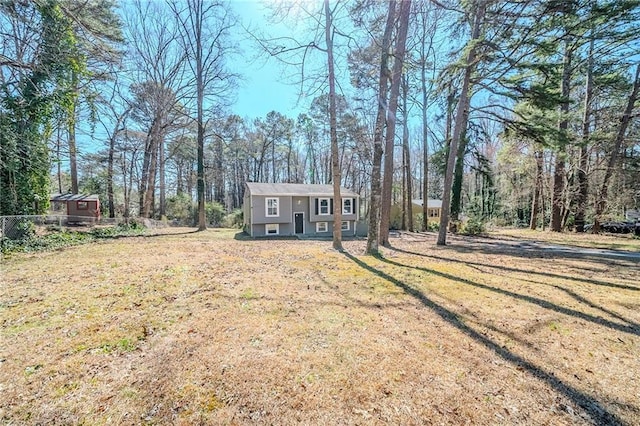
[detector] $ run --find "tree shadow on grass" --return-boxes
[444,237,639,268]
[377,255,639,337]
[552,285,640,330]
[342,251,626,425]
[140,229,200,238]
[391,246,639,292]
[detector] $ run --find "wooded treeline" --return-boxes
[1,0,639,246]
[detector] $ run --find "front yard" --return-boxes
[1,228,638,424]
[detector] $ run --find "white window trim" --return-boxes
[319,198,330,215]
[316,222,328,232]
[341,221,350,231]
[266,197,279,217]
[342,198,353,215]
[265,224,279,235]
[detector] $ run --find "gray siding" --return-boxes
[250,195,292,224]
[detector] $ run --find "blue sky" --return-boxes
[230,0,310,120]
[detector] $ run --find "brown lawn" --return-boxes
[1,228,639,425]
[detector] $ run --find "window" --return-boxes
[77,201,88,210]
[266,198,279,217]
[341,221,350,231]
[316,222,328,232]
[265,224,279,235]
[429,208,439,218]
[319,198,330,215]
[342,198,353,215]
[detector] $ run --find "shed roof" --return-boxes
[411,199,443,209]
[50,193,100,202]
[246,182,359,197]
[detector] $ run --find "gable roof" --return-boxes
[411,199,443,209]
[246,182,359,198]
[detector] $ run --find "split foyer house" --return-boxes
[243,182,359,237]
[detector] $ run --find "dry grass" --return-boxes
[1,228,639,425]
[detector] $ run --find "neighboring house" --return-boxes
[50,194,101,222]
[390,199,442,229]
[243,182,359,237]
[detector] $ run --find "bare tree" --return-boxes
[126,0,188,218]
[401,73,413,232]
[594,63,640,232]
[379,0,412,247]
[324,0,343,250]
[95,79,132,218]
[366,0,396,255]
[170,0,237,230]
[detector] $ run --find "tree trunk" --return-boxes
[121,152,129,219]
[214,134,224,203]
[421,44,429,232]
[576,36,594,233]
[195,0,207,231]
[402,147,407,231]
[366,0,396,255]
[530,148,544,230]
[379,0,412,247]
[450,124,469,223]
[106,111,128,219]
[107,136,116,218]
[594,63,640,232]
[159,137,166,219]
[324,0,343,250]
[139,122,155,216]
[56,127,63,193]
[550,40,572,232]
[143,133,158,218]
[402,73,413,232]
[68,71,79,194]
[437,1,485,246]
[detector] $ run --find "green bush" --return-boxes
[205,202,225,226]
[459,217,486,235]
[1,223,146,254]
[1,230,93,253]
[90,222,145,238]
[222,209,243,228]
[166,194,193,224]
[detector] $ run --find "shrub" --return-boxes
[205,202,225,226]
[90,222,145,238]
[459,217,486,235]
[1,223,146,254]
[166,194,194,224]
[222,209,243,228]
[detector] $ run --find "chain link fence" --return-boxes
[0,215,172,240]
[0,215,100,239]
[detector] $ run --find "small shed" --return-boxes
[50,194,101,222]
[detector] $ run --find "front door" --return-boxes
[294,212,304,234]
